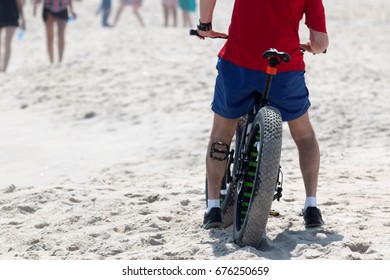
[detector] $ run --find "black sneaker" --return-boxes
[203,208,223,229]
[303,207,324,228]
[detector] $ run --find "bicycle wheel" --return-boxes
[205,116,247,228]
[233,106,282,248]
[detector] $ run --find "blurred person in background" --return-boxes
[33,0,77,64]
[97,0,112,27]
[162,0,178,27]
[179,0,196,28]
[0,0,26,72]
[112,0,144,27]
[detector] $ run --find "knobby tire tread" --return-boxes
[233,106,282,248]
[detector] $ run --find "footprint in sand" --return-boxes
[113,225,132,233]
[124,193,143,198]
[322,200,339,206]
[180,199,190,206]
[67,244,80,252]
[26,239,40,245]
[18,205,37,214]
[69,197,82,203]
[148,234,166,246]
[343,241,371,254]
[3,184,16,193]
[8,221,23,226]
[138,208,152,215]
[34,222,50,229]
[158,216,173,222]
[106,246,124,256]
[143,195,159,203]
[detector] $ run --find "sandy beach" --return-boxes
[0,0,389,260]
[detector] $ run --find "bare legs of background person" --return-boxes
[44,15,67,64]
[112,3,125,27]
[57,19,67,63]
[163,4,177,27]
[0,27,17,72]
[102,8,111,27]
[44,15,55,63]
[113,4,144,27]
[182,11,192,28]
[132,4,144,27]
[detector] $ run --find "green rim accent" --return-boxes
[237,127,261,229]
[243,192,251,198]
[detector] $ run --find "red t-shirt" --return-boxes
[219,0,327,72]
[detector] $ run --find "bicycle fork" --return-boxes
[235,116,255,195]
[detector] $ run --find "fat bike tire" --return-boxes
[233,106,282,248]
[205,117,247,228]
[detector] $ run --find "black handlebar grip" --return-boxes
[189,29,199,36]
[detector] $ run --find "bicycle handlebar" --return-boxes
[189,29,326,54]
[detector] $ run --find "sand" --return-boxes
[0,0,389,260]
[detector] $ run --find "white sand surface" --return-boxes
[0,0,389,260]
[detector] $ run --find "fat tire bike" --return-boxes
[193,34,288,249]
[215,49,288,248]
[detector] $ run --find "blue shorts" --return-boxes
[212,58,311,121]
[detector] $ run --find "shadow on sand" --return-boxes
[206,226,344,259]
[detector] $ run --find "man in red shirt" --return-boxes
[198,0,329,229]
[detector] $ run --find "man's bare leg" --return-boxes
[288,111,320,198]
[206,114,238,200]
[288,111,324,227]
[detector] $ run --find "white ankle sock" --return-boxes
[304,197,317,211]
[207,199,220,213]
